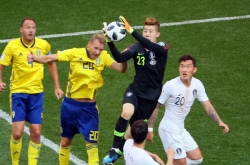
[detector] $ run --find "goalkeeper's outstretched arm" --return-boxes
[107,42,134,62]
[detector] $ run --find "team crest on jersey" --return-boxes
[176,148,182,155]
[126,92,133,97]
[36,49,41,56]
[193,89,197,98]
[149,51,156,65]
[0,54,4,60]
[95,57,101,66]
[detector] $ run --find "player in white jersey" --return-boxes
[124,120,174,165]
[147,55,229,165]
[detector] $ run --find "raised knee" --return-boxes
[121,110,133,120]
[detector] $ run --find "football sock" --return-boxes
[10,135,22,165]
[28,141,41,165]
[118,138,126,154]
[86,143,99,165]
[113,116,128,148]
[59,145,71,165]
[186,157,203,165]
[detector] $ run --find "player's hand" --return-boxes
[0,82,6,92]
[152,154,164,165]
[102,22,111,42]
[219,121,229,133]
[119,16,134,34]
[146,131,154,143]
[54,87,64,99]
[27,51,35,62]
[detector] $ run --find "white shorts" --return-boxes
[158,126,198,159]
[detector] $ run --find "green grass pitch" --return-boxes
[0,0,250,164]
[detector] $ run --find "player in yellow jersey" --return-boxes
[27,33,128,165]
[0,17,64,165]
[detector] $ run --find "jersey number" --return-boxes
[136,56,145,66]
[89,131,99,141]
[83,62,94,70]
[175,97,185,105]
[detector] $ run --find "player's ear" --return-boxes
[193,67,197,73]
[156,31,160,38]
[87,41,91,48]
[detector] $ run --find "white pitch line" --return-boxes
[0,14,250,44]
[0,109,87,165]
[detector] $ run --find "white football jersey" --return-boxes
[123,139,160,165]
[158,77,208,133]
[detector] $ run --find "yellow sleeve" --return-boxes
[0,42,13,66]
[57,48,75,61]
[45,41,52,55]
[103,51,115,67]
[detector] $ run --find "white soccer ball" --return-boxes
[106,22,126,42]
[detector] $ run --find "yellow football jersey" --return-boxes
[0,37,51,93]
[57,48,115,99]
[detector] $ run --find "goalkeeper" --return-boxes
[102,16,169,164]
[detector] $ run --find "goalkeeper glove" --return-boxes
[119,16,134,34]
[102,22,111,42]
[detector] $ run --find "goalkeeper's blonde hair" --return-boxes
[144,17,160,32]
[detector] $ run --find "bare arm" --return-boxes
[47,62,64,99]
[0,64,6,92]
[166,147,174,165]
[146,151,164,165]
[148,102,163,128]
[27,51,58,63]
[110,61,128,73]
[200,100,229,133]
[147,102,163,143]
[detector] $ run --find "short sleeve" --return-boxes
[57,49,75,61]
[197,81,209,102]
[102,51,115,67]
[44,41,51,55]
[158,81,173,104]
[0,43,13,66]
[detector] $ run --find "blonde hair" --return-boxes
[144,17,160,32]
[89,33,107,46]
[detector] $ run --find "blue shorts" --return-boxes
[11,93,44,124]
[60,97,99,143]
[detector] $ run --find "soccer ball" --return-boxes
[106,22,126,42]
